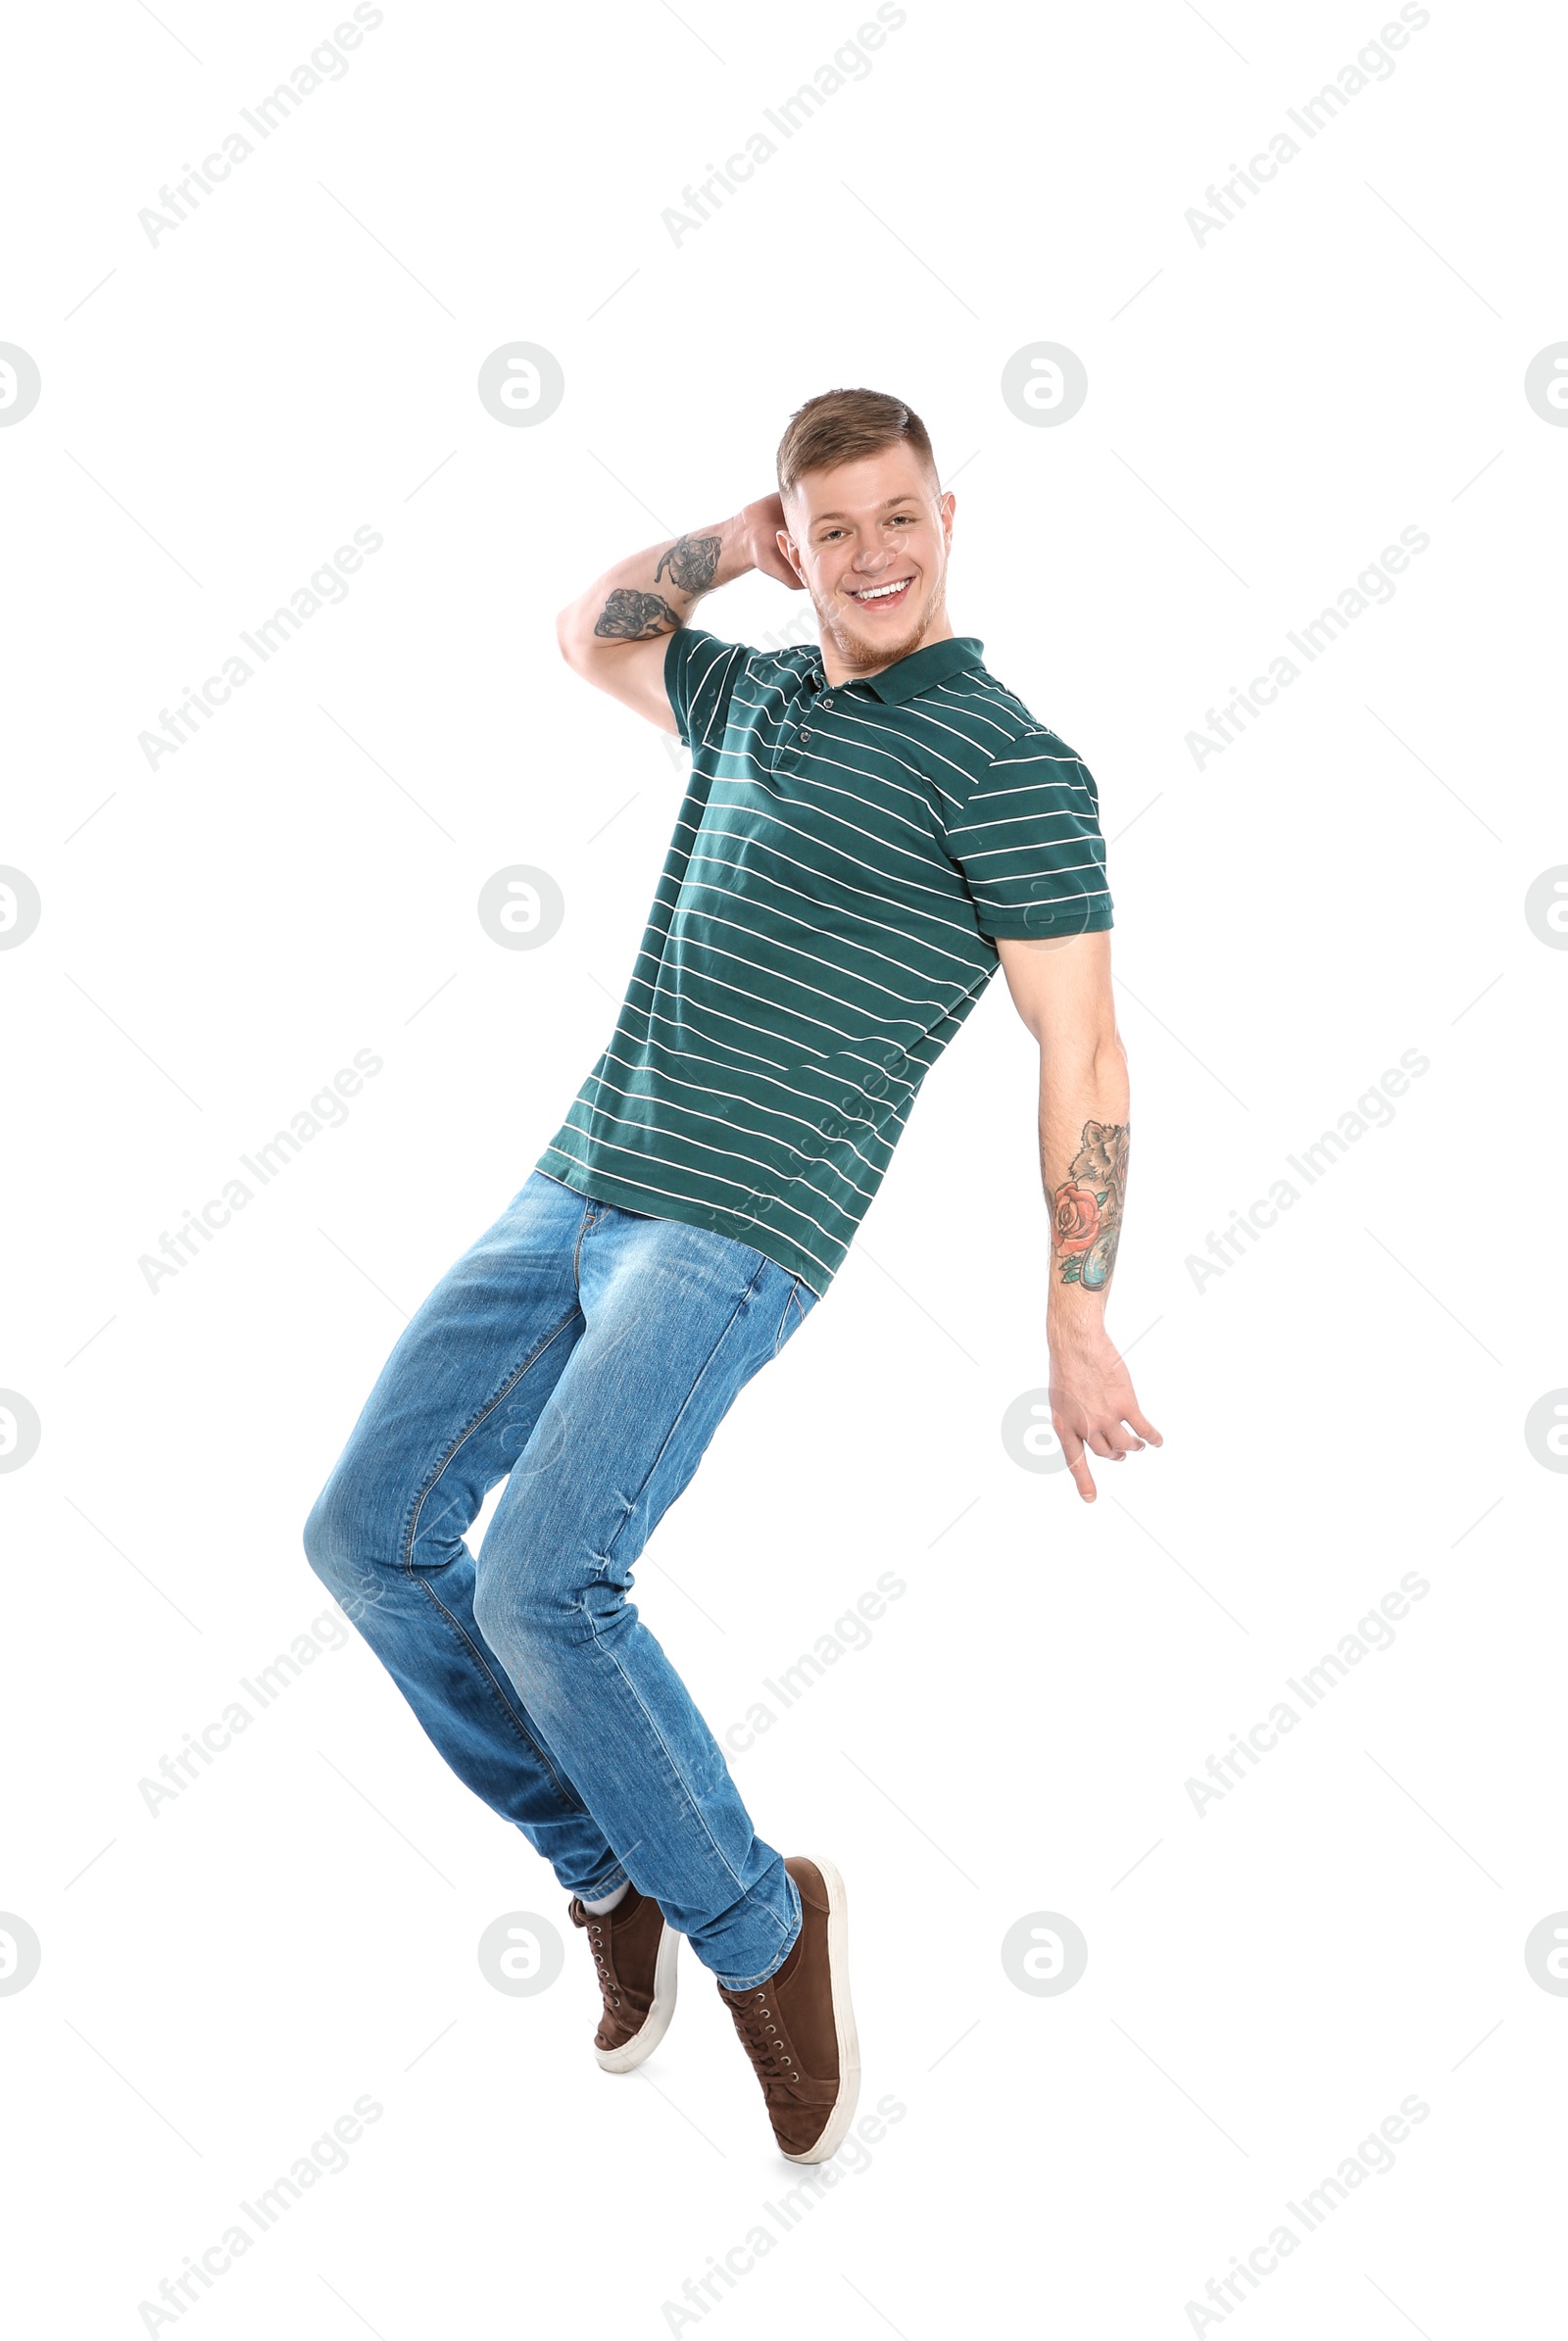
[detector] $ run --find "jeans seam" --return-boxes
[411,1574,588,1817]
[402,1305,582,1571]
[580,1862,630,1903]
[772,1275,806,1359]
[577,1255,774,1903]
[717,1889,801,1989]
[591,1635,749,1901]
[399,1305,588,1814]
[595,1254,771,1578]
[571,1198,597,1290]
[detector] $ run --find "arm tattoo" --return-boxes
[1052,1120,1128,1294]
[593,588,683,641]
[654,532,721,594]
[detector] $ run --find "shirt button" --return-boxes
[820,696,834,709]
[800,726,812,741]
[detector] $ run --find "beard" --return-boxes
[816,569,948,672]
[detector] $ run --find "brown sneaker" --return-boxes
[567,1884,679,2073]
[718,1855,859,2163]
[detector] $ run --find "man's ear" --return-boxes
[777,521,807,587]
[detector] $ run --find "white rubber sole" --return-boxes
[595,1919,679,2073]
[780,1854,861,2164]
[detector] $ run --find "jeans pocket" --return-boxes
[772,1275,816,1358]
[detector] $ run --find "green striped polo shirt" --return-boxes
[536,625,1112,1296]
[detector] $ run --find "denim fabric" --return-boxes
[303,1168,816,1987]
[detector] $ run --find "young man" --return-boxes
[304,388,1158,2165]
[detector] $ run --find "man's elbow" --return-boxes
[1092,1019,1126,1070]
[1036,1018,1125,1080]
[557,604,587,671]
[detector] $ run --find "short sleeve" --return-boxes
[663,627,749,752]
[944,728,1114,940]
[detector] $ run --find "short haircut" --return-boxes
[775,387,937,498]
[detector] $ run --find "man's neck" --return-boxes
[817,610,956,689]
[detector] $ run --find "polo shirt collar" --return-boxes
[814,635,985,706]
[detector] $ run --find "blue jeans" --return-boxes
[303,1169,817,1988]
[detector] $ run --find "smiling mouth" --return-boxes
[847,575,915,607]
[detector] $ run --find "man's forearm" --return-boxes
[1038,1038,1131,1341]
[559,512,756,659]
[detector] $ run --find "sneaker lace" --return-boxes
[586,1920,622,2012]
[725,1987,801,2090]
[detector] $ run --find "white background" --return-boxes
[3,1,1564,2333]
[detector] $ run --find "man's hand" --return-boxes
[1048,1310,1161,1503]
[739,493,805,590]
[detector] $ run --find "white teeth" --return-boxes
[856,579,909,601]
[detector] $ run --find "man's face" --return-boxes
[779,447,955,672]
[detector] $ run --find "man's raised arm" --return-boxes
[556,493,800,734]
[996,929,1162,1503]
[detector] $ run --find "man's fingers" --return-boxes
[1052,1385,1161,1501]
[1054,1415,1098,1503]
